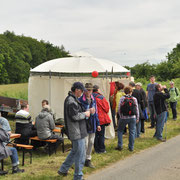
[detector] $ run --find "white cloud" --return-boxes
[0,0,180,66]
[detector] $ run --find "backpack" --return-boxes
[169,87,179,96]
[120,96,136,116]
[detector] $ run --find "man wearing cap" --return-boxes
[58,82,90,180]
[169,81,179,120]
[79,83,101,168]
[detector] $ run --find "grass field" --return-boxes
[0,83,28,100]
[0,79,180,180]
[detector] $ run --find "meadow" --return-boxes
[0,78,180,180]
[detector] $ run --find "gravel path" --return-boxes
[86,135,180,180]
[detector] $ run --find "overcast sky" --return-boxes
[0,0,180,66]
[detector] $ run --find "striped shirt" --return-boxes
[15,110,32,124]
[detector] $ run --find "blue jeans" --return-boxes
[148,102,156,127]
[9,147,19,166]
[136,119,141,138]
[59,138,86,180]
[154,111,166,140]
[94,125,105,153]
[170,102,177,119]
[117,118,136,151]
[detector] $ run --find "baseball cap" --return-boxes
[72,82,86,91]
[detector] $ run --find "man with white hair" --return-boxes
[135,82,148,133]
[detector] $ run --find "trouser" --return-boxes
[85,133,95,160]
[141,119,145,133]
[117,118,136,151]
[9,147,19,167]
[59,138,86,180]
[154,111,166,140]
[148,102,156,127]
[94,125,105,153]
[136,119,141,138]
[170,101,177,119]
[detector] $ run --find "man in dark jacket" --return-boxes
[129,81,143,138]
[58,82,90,180]
[15,103,37,144]
[153,84,170,141]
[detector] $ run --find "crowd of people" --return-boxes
[0,75,179,179]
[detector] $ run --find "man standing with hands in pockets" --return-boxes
[58,82,90,180]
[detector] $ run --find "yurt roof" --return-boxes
[30,52,129,73]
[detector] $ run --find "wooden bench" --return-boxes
[16,144,33,166]
[7,143,33,166]
[30,136,64,156]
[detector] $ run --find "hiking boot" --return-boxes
[0,170,8,175]
[157,138,166,142]
[85,160,95,168]
[57,170,68,176]
[12,166,24,174]
[115,147,123,151]
[148,126,154,129]
[129,148,134,152]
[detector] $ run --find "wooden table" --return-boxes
[55,125,64,128]
[10,133,21,139]
[53,128,61,133]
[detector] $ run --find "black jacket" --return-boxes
[153,88,170,115]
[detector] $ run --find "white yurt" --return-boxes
[28,52,130,138]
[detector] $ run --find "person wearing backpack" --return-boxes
[115,86,139,152]
[169,81,179,120]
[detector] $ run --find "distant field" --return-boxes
[0,83,28,100]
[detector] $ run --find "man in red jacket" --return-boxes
[93,85,111,153]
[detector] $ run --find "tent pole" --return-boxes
[105,70,108,79]
[111,66,113,82]
[49,70,51,106]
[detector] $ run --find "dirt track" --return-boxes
[86,135,180,180]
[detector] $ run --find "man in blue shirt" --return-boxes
[146,75,157,128]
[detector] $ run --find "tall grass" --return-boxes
[0,83,28,100]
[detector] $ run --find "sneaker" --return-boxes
[0,170,8,175]
[85,160,95,168]
[57,170,68,176]
[173,118,177,121]
[148,126,154,129]
[96,150,107,154]
[12,166,24,174]
[128,148,134,152]
[115,147,123,151]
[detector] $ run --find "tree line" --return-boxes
[0,31,70,84]
[125,43,180,81]
[0,31,180,84]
